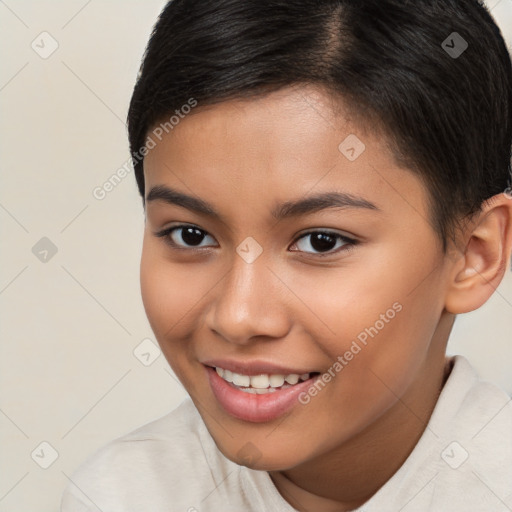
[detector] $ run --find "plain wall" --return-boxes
[0,1,511,510]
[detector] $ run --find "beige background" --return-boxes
[0,1,511,510]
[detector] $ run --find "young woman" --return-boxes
[62,1,512,510]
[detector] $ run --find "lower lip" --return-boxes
[205,365,320,423]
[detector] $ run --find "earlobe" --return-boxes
[444,193,512,314]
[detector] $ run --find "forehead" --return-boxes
[148,87,348,177]
[143,85,430,227]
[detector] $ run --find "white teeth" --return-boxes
[239,387,277,394]
[241,387,258,394]
[250,374,270,388]
[232,373,251,387]
[215,367,312,390]
[285,374,300,385]
[269,375,285,388]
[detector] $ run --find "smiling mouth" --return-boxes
[209,365,321,394]
[204,364,323,422]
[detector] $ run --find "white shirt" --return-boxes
[61,355,512,511]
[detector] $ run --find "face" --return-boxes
[140,85,452,471]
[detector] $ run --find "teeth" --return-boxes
[240,387,258,394]
[239,386,279,394]
[232,373,250,387]
[215,367,312,390]
[269,374,285,387]
[250,374,269,388]
[285,374,299,385]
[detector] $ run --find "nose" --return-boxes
[205,250,291,345]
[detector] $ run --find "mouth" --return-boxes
[204,364,321,423]
[211,365,321,394]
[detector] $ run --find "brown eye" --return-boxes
[155,225,217,249]
[291,231,356,256]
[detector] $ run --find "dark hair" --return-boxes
[127,0,512,251]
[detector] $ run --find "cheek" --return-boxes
[139,243,204,389]
[288,253,404,358]
[140,240,198,341]
[140,247,172,337]
[295,245,442,404]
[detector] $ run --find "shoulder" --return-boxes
[362,355,512,512]
[79,397,205,466]
[61,398,236,511]
[448,354,511,434]
[428,355,512,510]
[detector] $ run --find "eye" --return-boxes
[290,230,357,256]
[154,224,357,257]
[154,224,216,250]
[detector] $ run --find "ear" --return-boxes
[444,191,512,314]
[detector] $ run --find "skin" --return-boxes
[140,85,512,511]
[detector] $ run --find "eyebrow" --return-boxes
[146,184,380,221]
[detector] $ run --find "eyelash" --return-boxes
[153,224,358,258]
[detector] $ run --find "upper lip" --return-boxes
[202,358,318,376]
